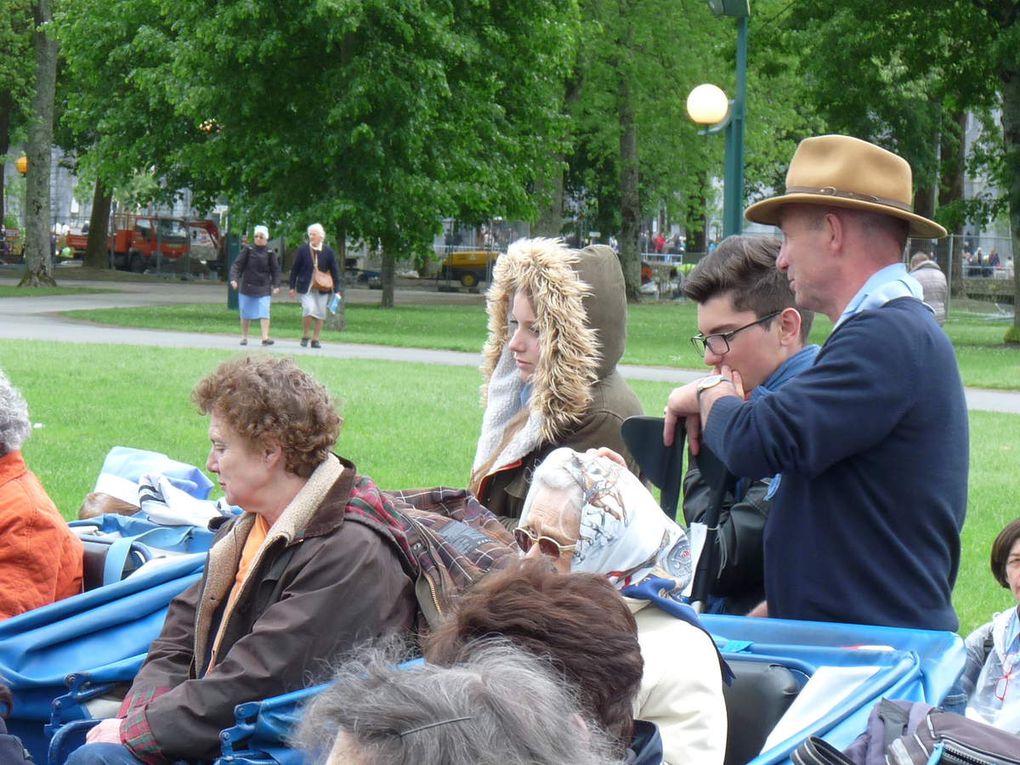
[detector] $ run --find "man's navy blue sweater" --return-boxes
[704,298,968,631]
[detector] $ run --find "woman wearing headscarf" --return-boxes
[229,225,280,346]
[517,447,728,765]
[68,356,416,765]
[469,237,644,525]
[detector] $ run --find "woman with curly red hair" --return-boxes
[69,356,417,765]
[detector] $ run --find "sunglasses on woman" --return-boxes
[514,526,578,559]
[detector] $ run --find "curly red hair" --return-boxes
[193,356,341,478]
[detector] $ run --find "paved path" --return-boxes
[2,273,1019,413]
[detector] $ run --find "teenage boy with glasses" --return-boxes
[679,236,818,615]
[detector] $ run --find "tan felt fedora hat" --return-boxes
[744,134,947,239]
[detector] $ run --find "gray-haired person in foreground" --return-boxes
[294,641,622,765]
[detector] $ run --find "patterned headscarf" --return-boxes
[521,447,693,597]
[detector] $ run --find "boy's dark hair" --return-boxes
[990,518,1020,589]
[683,236,813,342]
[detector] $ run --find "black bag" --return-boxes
[885,708,1020,764]
[792,698,1020,765]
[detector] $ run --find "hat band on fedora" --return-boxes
[785,186,913,213]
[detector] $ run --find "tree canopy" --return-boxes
[58,0,578,302]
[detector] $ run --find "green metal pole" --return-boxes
[226,233,240,310]
[723,13,748,237]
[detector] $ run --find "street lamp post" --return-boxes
[687,1,750,238]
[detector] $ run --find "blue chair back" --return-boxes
[215,659,426,765]
[0,554,205,763]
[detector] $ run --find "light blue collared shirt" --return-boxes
[834,262,927,329]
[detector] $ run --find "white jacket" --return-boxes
[627,597,727,765]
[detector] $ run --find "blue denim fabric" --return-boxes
[65,743,146,765]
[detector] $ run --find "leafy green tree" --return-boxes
[552,0,816,298]
[776,0,1020,336]
[0,1,33,228]
[556,0,724,297]
[57,0,201,268]
[60,0,578,306]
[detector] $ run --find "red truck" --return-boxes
[66,215,223,273]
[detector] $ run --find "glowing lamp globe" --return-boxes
[686,84,730,126]
[15,154,28,176]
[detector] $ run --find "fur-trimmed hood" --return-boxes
[473,238,628,472]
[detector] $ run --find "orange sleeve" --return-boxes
[0,477,83,619]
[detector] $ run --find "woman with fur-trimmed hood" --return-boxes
[469,237,644,523]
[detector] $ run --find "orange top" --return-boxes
[209,513,270,668]
[0,451,83,619]
[227,514,270,613]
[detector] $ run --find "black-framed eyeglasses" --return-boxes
[690,310,783,356]
[514,526,577,559]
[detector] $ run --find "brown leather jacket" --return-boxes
[118,455,417,763]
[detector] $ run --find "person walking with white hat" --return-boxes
[288,223,341,349]
[229,225,280,346]
[663,135,968,632]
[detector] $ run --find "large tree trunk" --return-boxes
[616,0,640,301]
[617,88,641,294]
[533,167,566,238]
[1000,58,1020,340]
[84,177,113,269]
[618,77,640,301]
[19,0,57,287]
[380,244,395,308]
[938,112,967,298]
[685,172,709,257]
[0,89,11,226]
[914,184,935,223]
[534,72,584,238]
[690,207,708,256]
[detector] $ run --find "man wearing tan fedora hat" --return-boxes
[663,135,968,631]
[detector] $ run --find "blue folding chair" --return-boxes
[705,614,965,765]
[0,553,205,763]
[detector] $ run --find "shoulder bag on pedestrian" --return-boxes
[312,252,334,293]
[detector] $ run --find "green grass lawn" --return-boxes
[0,286,114,298]
[1,339,1016,633]
[65,299,1020,388]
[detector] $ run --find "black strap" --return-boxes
[791,737,855,765]
[876,698,911,750]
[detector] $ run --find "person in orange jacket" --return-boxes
[0,369,83,619]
